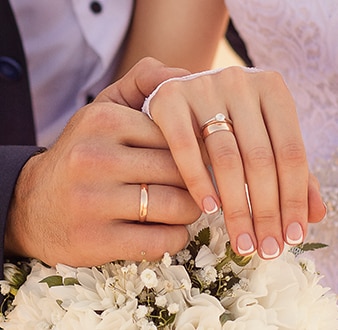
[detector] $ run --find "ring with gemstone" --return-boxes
[200,113,234,139]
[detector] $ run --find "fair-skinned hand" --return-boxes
[5,58,201,267]
[145,65,326,260]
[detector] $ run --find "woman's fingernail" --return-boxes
[286,222,303,245]
[203,196,218,214]
[261,236,280,259]
[322,202,328,220]
[237,233,255,255]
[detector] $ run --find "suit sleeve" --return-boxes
[0,146,44,282]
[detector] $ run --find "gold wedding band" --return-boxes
[139,184,149,222]
[201,113,234,139]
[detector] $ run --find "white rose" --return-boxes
[175,293,225,329]
[54,309,101,330]
[97,301,138,330]
[225,251,338,329]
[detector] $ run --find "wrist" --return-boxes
[5,149,46,259]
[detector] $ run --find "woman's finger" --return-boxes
[149,82,221,214]
[254,72,309,248]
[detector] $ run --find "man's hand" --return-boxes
[5,58,201,267]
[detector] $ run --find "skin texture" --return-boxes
[5,59,201,267]
[116,0,228,78]
[144,65,326,259]
[5,58,325,267]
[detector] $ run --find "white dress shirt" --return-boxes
[10,0,134,146]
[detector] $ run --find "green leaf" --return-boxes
[196,227,211,246]
[226,241,252,267]
[39,275,63,287]
[219,311,233,325]
[64,277,79,286]
[300,242,328,251]
[289,242,328,256]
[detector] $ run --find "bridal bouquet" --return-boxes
[1,212,337,329]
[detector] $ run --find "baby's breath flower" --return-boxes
[1,213,337,330]
[167,303,179,315]
[0,281,11,295]
[135,305,148,319]
[155,295,167,308]
[122,263,138,275]
[162,252,172,268]
[140,269,158,289]
[176,249,191,264]
[202,266,217,284]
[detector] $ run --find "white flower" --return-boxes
[97,300,138,330]
[0,280,11,295]
[3,263,27,288]
[224,251,338,329]
[176,249,191,264]
[175,293,225,329]
[201,265,218,285]
[162,252,172,268]
[155,295,167,308]
[1,213,338,330]
[140,269,158,289]
[163,280,174,292]
[136,318,157,330]
[298,257,316,274]
[167,302,179,314]
[195,244,217,268]
[121,263,138,276]
[135,304,148,319]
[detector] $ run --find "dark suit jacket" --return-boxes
[0,1,42,304]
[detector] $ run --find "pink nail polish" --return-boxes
[203,196,218,214]
[286,222,303,245]
[261,236,280,259]
[237,233,255,255]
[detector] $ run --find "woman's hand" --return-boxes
[144,65,326,259]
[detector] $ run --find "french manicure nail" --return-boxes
[237,233,255,255]
[286,222,303,245]
[203,196,218,214]
[261,236,280,259]
[321,202,328,220]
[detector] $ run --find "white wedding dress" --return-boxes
[225,0,338,293]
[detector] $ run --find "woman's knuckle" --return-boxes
[212,144,241,169]
[279,142,307,166]
[225,208,250,224]
[253,210,280,226]
[246,146,274,169]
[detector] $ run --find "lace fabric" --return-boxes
[225,0,338,292]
